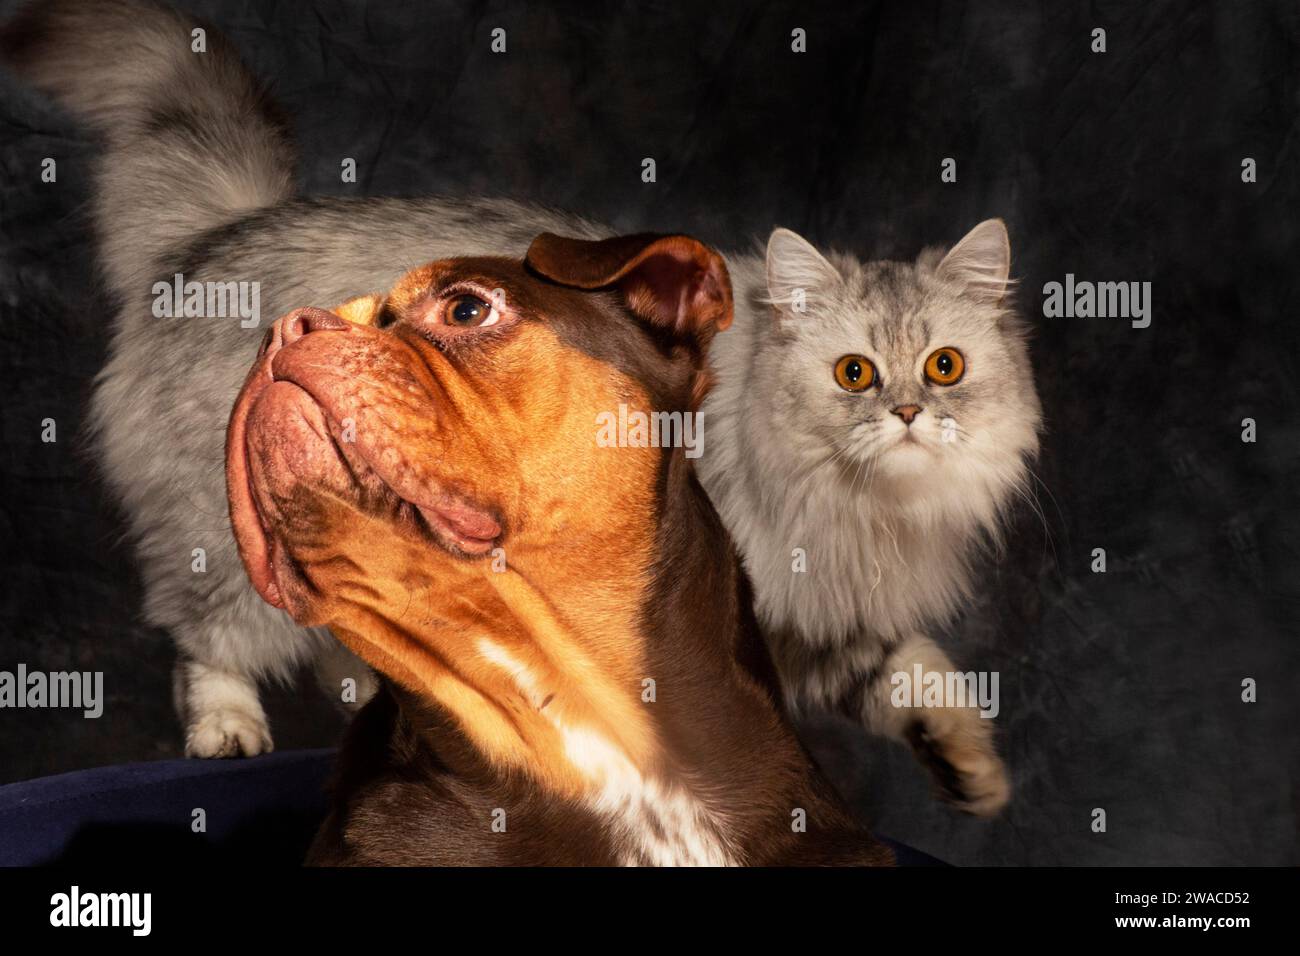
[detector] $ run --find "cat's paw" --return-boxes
[905,721,1010,816]
[185,708,273,758]
[945,749,1011,816]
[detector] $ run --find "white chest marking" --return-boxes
[477,639,736,866]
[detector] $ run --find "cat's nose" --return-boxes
[891,404,922,425]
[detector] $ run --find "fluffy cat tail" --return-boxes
[0,0,294,301]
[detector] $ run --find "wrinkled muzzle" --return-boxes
[225,308,502,618]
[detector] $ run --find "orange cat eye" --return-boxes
[834,355,876,392]
[924,347,965,386]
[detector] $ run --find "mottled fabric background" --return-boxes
[0,0,1296,865]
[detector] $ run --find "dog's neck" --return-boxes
[332,452,888,866]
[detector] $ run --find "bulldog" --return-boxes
[226,232,894,865]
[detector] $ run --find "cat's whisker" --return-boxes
[1016,464,1061,567]
[790,446,852,501]
[980,457,1055,565]
[1025,462,1068,539]
[935,418,975,445]
[849,446,876,501]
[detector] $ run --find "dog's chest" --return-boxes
[477,638,737,866]
[561,725,736,866]
[592,775,736,867]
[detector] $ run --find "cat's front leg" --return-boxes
[175,658,273,758]
[859,633,1010,816]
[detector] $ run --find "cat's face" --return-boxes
[761,221,1040,510]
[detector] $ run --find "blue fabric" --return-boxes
[0,751,944,866]
[0,749,333,866]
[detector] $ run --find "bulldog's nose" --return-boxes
[280,307,350,345]
[261,307,351,358]
[891,404,922,425]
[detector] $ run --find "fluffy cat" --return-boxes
[698,222,1042,814]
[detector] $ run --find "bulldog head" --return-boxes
[226,233,731,790]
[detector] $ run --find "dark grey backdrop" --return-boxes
[1,0,1296,865]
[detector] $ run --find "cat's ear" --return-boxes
[766,228,842,315]
[936,219,1011,304]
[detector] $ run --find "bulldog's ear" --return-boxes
[525,233,733,341]
[332,293,386,327]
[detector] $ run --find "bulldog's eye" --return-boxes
[834,354,876,392]
[443,294,500,328]
[924,347,965,386]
